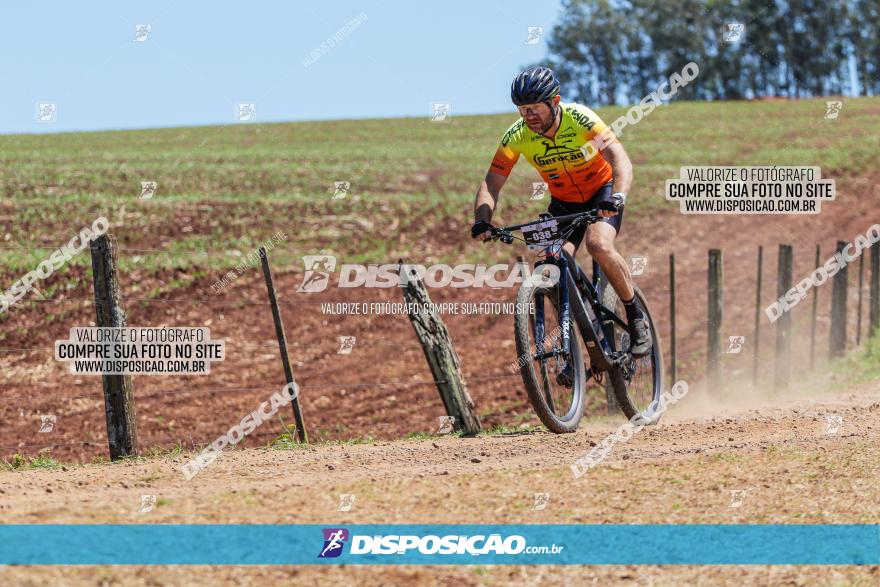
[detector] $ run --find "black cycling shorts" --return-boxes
[546,182,621,247]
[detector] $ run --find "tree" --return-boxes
[536,0,878,103]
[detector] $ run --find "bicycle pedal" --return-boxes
[556,364,574,388]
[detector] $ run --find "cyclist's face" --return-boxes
[518,100,556,131]
[518,103,549,129]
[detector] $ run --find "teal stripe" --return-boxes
[0,524,876,565]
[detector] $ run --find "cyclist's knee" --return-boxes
[586,235,615,259]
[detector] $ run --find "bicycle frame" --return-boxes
[491,210,629,374]
[535,245,625,373]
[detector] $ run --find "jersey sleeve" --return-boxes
[572,103,619,151]
[489,121,524,177]
[490,144,519,176]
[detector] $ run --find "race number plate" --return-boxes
[521,218,562,252]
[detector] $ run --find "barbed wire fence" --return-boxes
[0,231,876,463]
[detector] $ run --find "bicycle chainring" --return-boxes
[624,356,638,382]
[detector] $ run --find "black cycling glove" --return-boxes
[598,192,626,212]
[471,220,495,239]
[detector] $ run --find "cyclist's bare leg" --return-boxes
[577,222,634,301]
[567,221,651,356]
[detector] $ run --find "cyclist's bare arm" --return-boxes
[473,171,507,240]
[601,142,633,213]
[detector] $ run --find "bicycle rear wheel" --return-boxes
[602,285,664,422]
[514,278,586,433]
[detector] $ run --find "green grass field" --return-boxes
[1,97,878,276]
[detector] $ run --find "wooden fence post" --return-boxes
[857,253,865,345]
[260,247,307,443]
[90,234,138,460]
[775,245,793,389]
[870,241,880,338]
[830,240,848,358]
[707,249,723,392]
[810,245,820,368]
[753,246,762,386]
[669,254,677,386]
[399,261,481,435]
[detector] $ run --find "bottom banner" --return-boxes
[0,524,877,565]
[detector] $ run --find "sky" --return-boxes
[0,1,563,134]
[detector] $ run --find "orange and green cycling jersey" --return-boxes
[490,102,618,203]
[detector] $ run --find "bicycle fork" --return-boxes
[533,259,571,363]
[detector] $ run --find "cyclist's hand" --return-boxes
[471,219,495,241]
[598,192,626,217]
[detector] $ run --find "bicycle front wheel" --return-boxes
[514,277,586,433]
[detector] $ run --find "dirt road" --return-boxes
[2,374,878,585]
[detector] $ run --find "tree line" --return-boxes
[540,0,879,104]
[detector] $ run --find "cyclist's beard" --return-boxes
[526,106,559,134]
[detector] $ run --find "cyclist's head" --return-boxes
[511,66,561,132]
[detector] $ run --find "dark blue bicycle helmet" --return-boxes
[510,66,560,106]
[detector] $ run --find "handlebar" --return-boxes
[484,209,602,245]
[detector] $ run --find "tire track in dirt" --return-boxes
[1,378,878,586]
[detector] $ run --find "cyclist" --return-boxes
[471,66,652,365]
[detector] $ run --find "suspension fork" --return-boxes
[534,292,546,354]
[533,257,570,360]
[557,258,571,357]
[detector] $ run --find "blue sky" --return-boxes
[0,1,562,134]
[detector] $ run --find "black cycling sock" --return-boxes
[622,297,642,322]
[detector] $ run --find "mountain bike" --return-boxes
[486,209,663,433]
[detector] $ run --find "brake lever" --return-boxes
[483,228,514,244]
